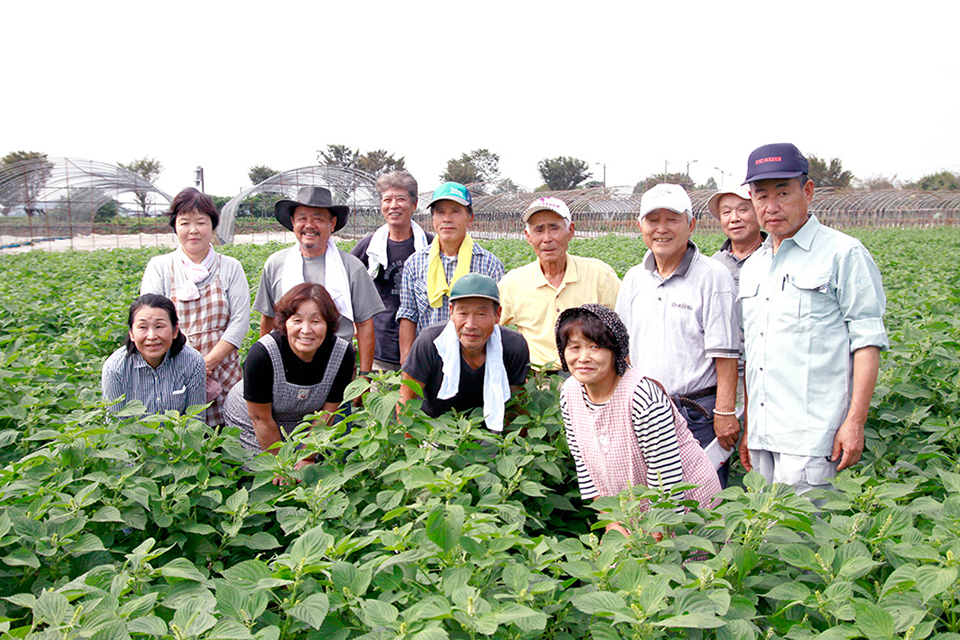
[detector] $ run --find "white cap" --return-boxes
[522,197,571,223]
[638,184,692,221]
[706,184,753,220]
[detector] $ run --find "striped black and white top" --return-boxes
[562,377,683,500]
[101,344,206,417]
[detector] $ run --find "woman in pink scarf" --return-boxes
[140,188,249,425]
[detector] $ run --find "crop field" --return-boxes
[0,229,958,640]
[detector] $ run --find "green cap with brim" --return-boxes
[449,273,500,305]
[427,182,472,209]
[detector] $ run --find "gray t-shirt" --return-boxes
[253,246,386,343]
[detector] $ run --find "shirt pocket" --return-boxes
[737,280,760,329]
[785,273,834,329]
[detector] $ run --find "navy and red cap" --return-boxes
[743,143,809,185]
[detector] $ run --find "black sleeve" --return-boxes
[242,340,274,404]
[402,330,439,385]
[350,235,372,266]
[325,343,356,404]
[504,331,530,387]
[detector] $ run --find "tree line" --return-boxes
[2,148,958,221]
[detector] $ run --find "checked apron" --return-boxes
[170,253,242,426]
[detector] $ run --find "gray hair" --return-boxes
[376,170,418,202]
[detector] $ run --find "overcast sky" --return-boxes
[5,0,958,199]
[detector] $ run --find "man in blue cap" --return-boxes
[738,143,888,495]
[396,182,504,364]
[400,273,529,432]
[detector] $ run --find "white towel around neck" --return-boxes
[365,221,429,279]
[279,240,354,321]
[434,320,510,432]
[174,245,216,301]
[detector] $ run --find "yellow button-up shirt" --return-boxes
[499,254,621,369]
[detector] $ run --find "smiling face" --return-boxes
[174,209,215,261]
[129,305,179,368]
[380,186,417,235]
[292,206,336,257]
[717,194,761,245]
[450,297,500,353]
[563,328,617,388]
[749,177,814,245]
[431,200,473,248]
[639,208,695,264]
[525,210,574,265]
[284,300,327,361]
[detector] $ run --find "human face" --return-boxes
[525,210,574,264]
[749,178,814,243]
[639,208,695,263]
[284,300,327,361]
[717,194,761,245]
[129,305,179,369]
[450,298,501,353]
[292,206,336,257]
[431,200,473,248]
[174,209,215,261]
[563,328,617,388]
[380,186,417,234]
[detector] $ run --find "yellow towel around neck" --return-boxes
[427,235,474,308]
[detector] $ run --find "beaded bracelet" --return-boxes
[713,409,738,417]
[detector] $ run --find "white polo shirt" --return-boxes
[616,242,739,396]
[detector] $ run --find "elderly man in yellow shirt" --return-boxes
[499,197,621,371]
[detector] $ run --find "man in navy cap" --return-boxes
[738,143,888,495]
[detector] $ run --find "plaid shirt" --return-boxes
[101,344,206,416]
[396,240,505,331]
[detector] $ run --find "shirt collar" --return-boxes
[644,241,698,278]
[771,214,820,252]
[720,232,767,258]
[532,253,578,288]
[131,350,170,370]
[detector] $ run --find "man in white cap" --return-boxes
[707,184,766,406]
[498,197,620,371]
[708,184,766,289]
[253,186,385,375]
[616,184,740,486]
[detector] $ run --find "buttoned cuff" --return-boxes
[848,318,889,352]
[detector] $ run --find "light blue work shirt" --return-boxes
[739,215,888,456]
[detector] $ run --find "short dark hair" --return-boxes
[273,283,340,336]
[125,294,187,358]
[167,187,220,230]
[557,310,627,376]
[797,173,810,188]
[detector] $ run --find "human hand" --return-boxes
[604,522,630,538]
[738,420,752,471]
[203,353,223,375]
[832,418,864,471]
[714,413,741,450]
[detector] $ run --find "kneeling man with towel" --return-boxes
[400,273,530,432]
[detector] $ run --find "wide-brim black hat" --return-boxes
[275,186,350,232]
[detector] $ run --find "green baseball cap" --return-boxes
[449,273,500,305]
[427,182,472,209]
